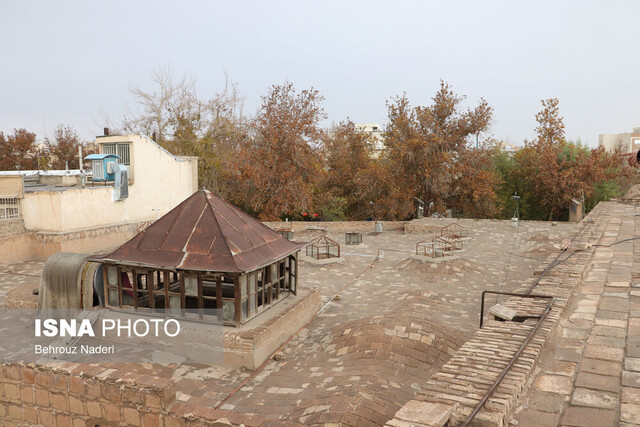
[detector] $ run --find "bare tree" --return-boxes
[123,64,198,143]
[94,107,125,135]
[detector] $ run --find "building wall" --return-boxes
[355,123,385,155]
[0,222,144,265]
[0,175,24,198]
[599,129,640,153]
[599,133,630,152]
[20,135,198,233]
[0,233,37,265]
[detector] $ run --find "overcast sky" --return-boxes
[1,0,638,146]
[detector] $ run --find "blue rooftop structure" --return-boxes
[85,154,120,181]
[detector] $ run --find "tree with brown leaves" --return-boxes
[46,125,82,170]
[320,120,376,219]
[450,145,501,218]
[511,98,632,220]
[380,81,494,218]
[0,129,39,170]
[235,82,326,219]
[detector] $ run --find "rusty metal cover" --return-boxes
[99,189,303,273]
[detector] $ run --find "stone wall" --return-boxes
[0,362,176,426]
[265,220,407,233]
[404,217,574,234]
[0,361,268,426]
[0,221,143,266]
[0,219,26,237]
[223,288,322,370]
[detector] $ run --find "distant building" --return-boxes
[354,123,385,157]
[599,127,640,153]
[500,141,522,157]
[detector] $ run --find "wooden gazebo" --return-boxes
[94,189,303,326]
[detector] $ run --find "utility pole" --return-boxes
[512,193,521,221]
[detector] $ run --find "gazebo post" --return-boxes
[163,270,170,309]
[216,276,223,321]
[234,273,241,325]
[179,273,185,313]
[148,271,155,309]
[293,253,298,295]
[117,267,123,308]
[132,268,138,309]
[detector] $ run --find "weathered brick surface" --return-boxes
[388,203,616,426]
[0,362,241,426]
[513,200,640,426]
[0,219,577,426]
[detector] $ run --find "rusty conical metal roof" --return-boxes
[100,189,303,273]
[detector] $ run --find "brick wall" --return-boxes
[0,363,178,426]
[223,288,322,369]
[0,219,26,237]
[264,220,407,233]
[0,362,265,426]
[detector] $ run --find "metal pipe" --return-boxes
[463,296,554,427]
[461,215,598,425]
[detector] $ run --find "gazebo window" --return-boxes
[290,257,297,293]
[102,253,299,325]
[136,272,151,310]
[106,266,118,306]
[121,270,135,307]
[185,274,199,311]
[248,273,257,314]
[202,279,217,309]
[154,271,167,309]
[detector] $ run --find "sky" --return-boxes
[1,0,639,147]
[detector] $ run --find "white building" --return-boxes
[355,123,385,157]
[599,127,640,153]
[500,142,522,157]
[0,134,198,264]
